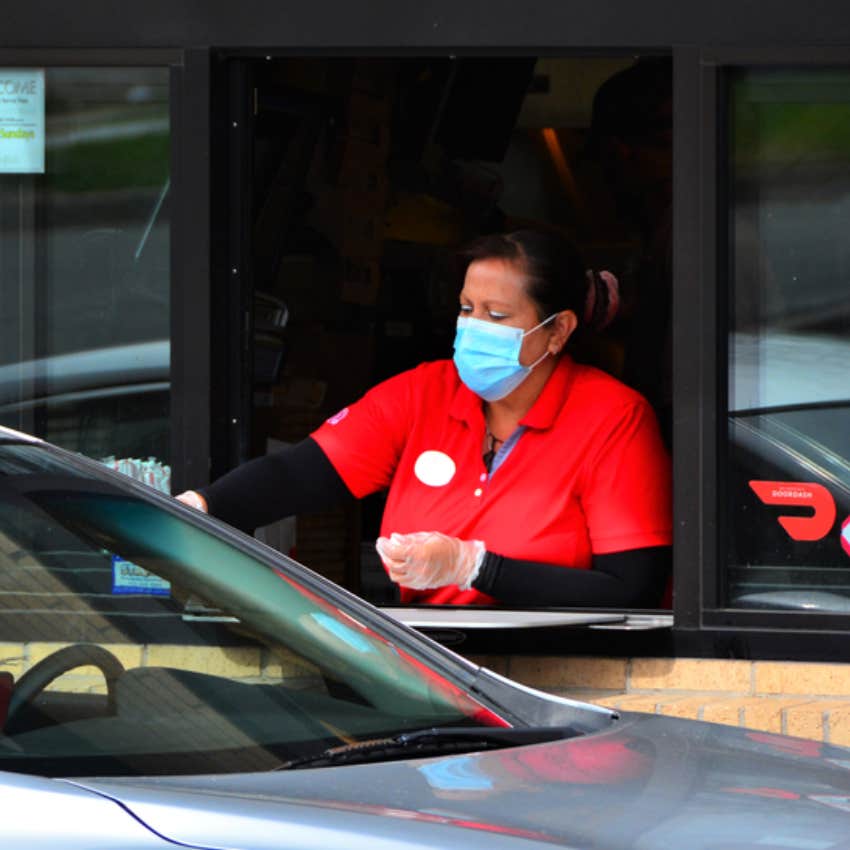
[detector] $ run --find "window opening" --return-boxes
[229,55,672,609]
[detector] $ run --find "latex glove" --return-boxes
[176,490,208,513]
[375,531,486,591]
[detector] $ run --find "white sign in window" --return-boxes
[0,69,45,173]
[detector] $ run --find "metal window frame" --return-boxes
[0,48,209,496]
[170,49,212,494]
[675,46,850,636]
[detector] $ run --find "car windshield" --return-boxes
[0,440,505,777]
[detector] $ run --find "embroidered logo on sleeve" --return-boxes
[326,407,349,426]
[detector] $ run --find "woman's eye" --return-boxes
[459,305,472,314]
[489,312,509,321]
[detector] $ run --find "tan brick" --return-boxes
[508,656,627,691]
[629,658,751,693]
[825,705,850,747]
[656,696,703,719]
[541,688,600,702]
[466,655,509,676]
[701,697,747,727]
[599,693,664,713]
[46,672,110,695]
[607,693,725,720]
[27,642,143,671]
[262,649,319,681]
[743,698,809,734]
[783,700,850,742]
[27,642,68,668]
[146,645,261,678]
[657,695,730,720]
[557,689,624,704]
[754,662,850,697]
[591,693,630,709]
[0,642,26,676]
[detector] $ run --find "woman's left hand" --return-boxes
[376,531,485,590]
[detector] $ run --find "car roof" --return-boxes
[731,331,850,412]
[0,425,42,444]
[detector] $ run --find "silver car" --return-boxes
[3,425,850,849]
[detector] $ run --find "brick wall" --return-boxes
[471,655,850,746]
[0,642,314,694]
[9,641,850,746]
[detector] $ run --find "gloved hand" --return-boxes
[375,531,486,591]
[176,490,208,512]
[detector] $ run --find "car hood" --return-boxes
[3,770,170,848]
[67,713,850,850]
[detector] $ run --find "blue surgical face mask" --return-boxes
[453,314,557,401]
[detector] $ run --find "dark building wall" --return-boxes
[1,0,849,50]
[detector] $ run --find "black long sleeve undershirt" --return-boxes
[198,438,670,607]
[199,437,352,533]
[472,547,671,608]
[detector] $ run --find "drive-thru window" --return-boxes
[212,55,672,607]
[0,1,849,660]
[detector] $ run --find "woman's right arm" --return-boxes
[178,437,352,533]
[179,365,422,529]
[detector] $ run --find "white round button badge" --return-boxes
[414,450,457,487]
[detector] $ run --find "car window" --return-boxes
[0,441,504,777]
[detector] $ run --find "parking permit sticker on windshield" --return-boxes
[111,555,171,596]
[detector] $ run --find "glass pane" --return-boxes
[726,69,850,611]
[0,442,502,776]
[0,68,170,489]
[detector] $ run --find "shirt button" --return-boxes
[474,488,483,497]
[479,473,487,482]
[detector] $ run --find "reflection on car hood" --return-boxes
[71,713,850,850]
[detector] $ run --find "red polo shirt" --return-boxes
[311,356,672,605]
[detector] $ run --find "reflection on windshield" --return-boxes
[0,442,505,777]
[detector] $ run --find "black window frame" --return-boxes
[676,46,850,638]
[0,47,210,497]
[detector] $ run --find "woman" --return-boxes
[179,230,672,607]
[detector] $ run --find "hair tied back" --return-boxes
[583,269,620,330]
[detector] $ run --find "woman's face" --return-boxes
[459,258,574,367]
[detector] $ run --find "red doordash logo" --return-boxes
[748,481,836,541]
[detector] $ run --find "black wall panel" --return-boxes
[0,0,845,50]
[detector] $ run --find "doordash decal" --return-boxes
[748,481,836,541]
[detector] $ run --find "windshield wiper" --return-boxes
[275,724,580,770]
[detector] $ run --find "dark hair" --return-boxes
[456,229,617,331]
